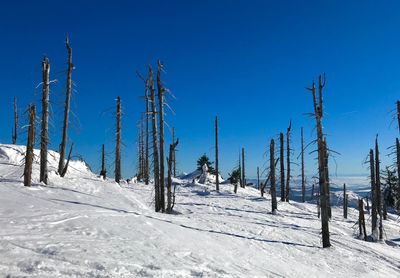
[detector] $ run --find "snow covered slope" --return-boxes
[1,144,400,277]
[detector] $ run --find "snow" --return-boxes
[1,144,400,277]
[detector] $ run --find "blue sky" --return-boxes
[1,0,400,179]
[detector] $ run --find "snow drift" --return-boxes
[0,144,400,277]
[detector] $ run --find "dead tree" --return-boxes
[270,139,277,213]
[241,147,246,188]
[149,65,160,211]
[307,74,330,248]
[157,60,166,212]
[215,116,219,192]
[396,137,400,210]
[285,121,291,202]
[370,149,377,235]
[137,72,150,185]
[358,199,367,240]
[60,143,74,177]
[343,183,347,219]
[12,96,18,144]
[257,166,260,190]
[167,139,179,213]
[24,105,36,187]
[115,96,122,183]
[100,144,106,179]
[40,57,50,184]
[172,127,176,177]
[58,36,73,175]
[138,113,145,180]
[300,127,305,202]
[279,132,285,201]
[375,137,383,240]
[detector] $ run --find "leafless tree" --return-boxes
[40,57,50,184]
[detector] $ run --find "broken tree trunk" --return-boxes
[60,143,74,177]
[241,147,245,188]
[280,132,285,201]
[270,139,277,213]
[115,96,122,183]
[157,60,166,212]
[149,65,160,212]
[301,127,305,203]
[308,74,330,248]
[375,137,383,240]
[285,121,291,202]
[215,116,219,192]
[358,199,367,240]
[343,183,347,219]
[100,144,106,179]
[12,96,18,144]
[24,105,36,187]
[370,149,377,235]
[58,36,73,175]
[167,139,179,213]
[40,57,50,185]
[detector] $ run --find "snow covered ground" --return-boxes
[1,144,400,277]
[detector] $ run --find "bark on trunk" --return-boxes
[115,96,122,183]
[301,127,305,203]
[58,36,73,175]
[40,57,50,184]
[157,60,165,212]
[280,132,285,201]
[270,139,277,213]
[285,121,291,202]
[24,105,36,187]
[149,65,160,212]
[215,116,219,192]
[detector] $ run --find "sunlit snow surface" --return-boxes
[0,144,399,277]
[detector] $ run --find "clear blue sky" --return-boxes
[1,0,399,180]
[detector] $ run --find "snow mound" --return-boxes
[1,144,400,277]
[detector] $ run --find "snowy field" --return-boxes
[1,144,400,277]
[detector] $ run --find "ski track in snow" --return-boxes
[0,144,400,277]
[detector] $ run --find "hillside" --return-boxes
[0,144,400,277]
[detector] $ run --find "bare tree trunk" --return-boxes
[375,137,383,240]
[167,139,179,213]
[311,183,314,199]
[280,132,285,201]
[157,60,166,212]
[301,127,305,202]
[60,143,74,177]
[270,139,277,213]
[257,166,260,190]
[241,147,245,188]
[149,65,160,212]
[115,96,122,183]
[215,116,219,192]
[40,57,50,185]
[396,138,400,210]
[58,36,73,175]
[343,183,347,219]
[100,144,106,179]
[12,96,18,144]
[307,74,330,248]
[24,105,36,187]
[140,73,150,185]
[358,199,367,240]
[370,149,377,235]
[285,121,291,202]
